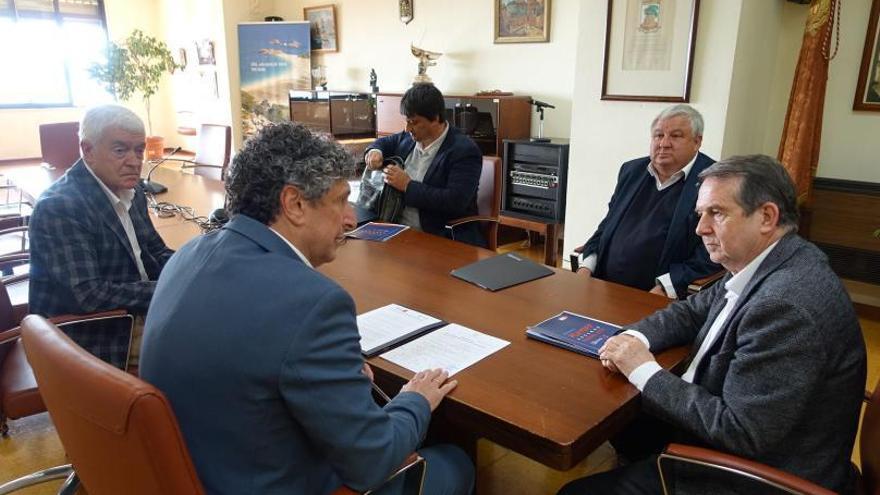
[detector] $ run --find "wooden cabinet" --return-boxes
[289,91,375,138]
[375,93,531,157]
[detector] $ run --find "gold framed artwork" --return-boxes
[304,4,338,52]
[601,0,700,102]
[494,0,551,44]
[854,0,880,111]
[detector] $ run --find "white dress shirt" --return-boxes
[268,227,313,269]
[83,161,149,281]
[581,153,698,299]
[624,240,781,391]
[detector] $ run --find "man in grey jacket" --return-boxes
[558,155,866,494]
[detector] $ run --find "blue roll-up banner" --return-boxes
[238,22,311,139]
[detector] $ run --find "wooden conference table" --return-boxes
[8,166,687,471]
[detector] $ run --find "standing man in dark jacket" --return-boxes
[578,104,719,298]
[365,83,484,246]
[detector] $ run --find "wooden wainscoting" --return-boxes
[809,178,880,285]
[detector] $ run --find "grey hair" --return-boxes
[79,104,145,144]
[698,154,799,232]
[225,122,355,224]
[652,104,704,137]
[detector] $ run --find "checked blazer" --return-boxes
[29,159,173,366]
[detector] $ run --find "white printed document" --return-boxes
[380,323,510,376]
[357,304,445,357]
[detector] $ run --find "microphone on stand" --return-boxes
[528,99,556,143]
[140,146,182,195]
[530,99,556,109]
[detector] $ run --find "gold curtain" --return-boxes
[777,0,840,205]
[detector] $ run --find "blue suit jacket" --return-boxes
[367,126,483,246]
[29,159,173,366]
[140,215,432,495]
[582,152,720,297]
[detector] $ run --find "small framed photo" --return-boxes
[196,39,215,65]
[601,0,700,102]
[854,0,880,111]
[177,47,188,70]
[495,0,550,43]
[304,4,338,52]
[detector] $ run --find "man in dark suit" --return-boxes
[578,104,720,298]
[559,155,866,494]
[365,83,484,246]
[29,104,173,368]
[141,122,474,495]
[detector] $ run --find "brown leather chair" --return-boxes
[0,269,37,438]
[445,156,502,250]
[657,380,880,495]
[19,314,204,495]
[19,315,425,495]
[0,264,131,493]
[0,226,29,260]
[0,311,75,493]
[165,123,232,181]
[38,122,81,172]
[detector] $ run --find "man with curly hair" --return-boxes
[141,122,474,495]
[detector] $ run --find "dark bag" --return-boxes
[355,156,406,223]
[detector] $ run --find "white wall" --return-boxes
[3,0,877,191]
[0,0,174,160]
[562,0,744,258]
[721,0,783,158]
[280,0,581,140]
[763,0,880,182]
[157,0,237,151]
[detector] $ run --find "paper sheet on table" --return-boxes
[357,304,442,355]
[380,323,510,376]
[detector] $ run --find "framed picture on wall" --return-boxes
[304,4,338,52]
[601,0,700,102]
[196,39,215,65]
[854,0,880,111]
[494,0,551,43]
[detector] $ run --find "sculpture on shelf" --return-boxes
[311,65,327,90]
[411,44,442,84]
[370,68,379,93]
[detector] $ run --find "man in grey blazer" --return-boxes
[559,155,866,494]
[141,122,473,495]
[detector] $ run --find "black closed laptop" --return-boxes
[451,253,554,291]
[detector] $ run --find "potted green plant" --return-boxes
[89,29,181,160]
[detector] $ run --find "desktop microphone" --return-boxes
[141,146,182,195]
